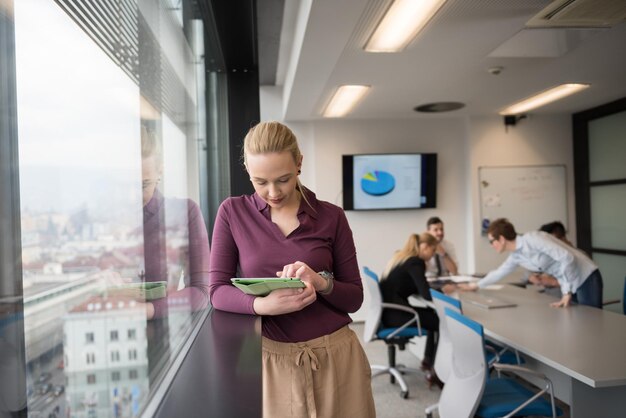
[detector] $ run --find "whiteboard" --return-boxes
[479,165,568,235]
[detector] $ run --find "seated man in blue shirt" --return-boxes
[462,218,603,308]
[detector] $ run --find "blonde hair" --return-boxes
[141,126,162,162]
[242,121,311,207]
[381,233,438,279]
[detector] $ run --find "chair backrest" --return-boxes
[362,267,383,343]
[431,290,462,382]
[438,307,487,418]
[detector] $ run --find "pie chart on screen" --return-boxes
[361,170,395,196]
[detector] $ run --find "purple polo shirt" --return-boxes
[143,190,210,318]
[209,189,363,342]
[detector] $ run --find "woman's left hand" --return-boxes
[277,261,327,292]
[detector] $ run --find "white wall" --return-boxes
[265,118,469,320]
[468,115,575,274]
[260,91,575,321]
[311,119,469,278]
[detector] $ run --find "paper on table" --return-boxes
[484,284,504,290]
[447,275,480,283]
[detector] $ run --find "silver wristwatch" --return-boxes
[318,271,334,295]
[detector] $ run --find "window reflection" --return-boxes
[13,0,209,416]
[64,298,149,417]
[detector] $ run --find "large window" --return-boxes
[573,98,626,312]
[0,0,214,416]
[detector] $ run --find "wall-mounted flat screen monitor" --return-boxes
[342,153,437,210]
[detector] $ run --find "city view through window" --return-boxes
[12,1,209,417]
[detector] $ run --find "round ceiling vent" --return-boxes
[414,102,465,113]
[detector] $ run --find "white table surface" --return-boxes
[458,284,626,389]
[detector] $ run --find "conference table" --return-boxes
[454,284,626,418]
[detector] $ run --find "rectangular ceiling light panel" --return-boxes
[499,83,590,115]
[323,85,370,118]
[365,0,447,52]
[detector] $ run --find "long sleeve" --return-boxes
[151,200,211,318]
[208,201,257,315]
[317,209,363,313]
[477,255,519,288]
[526,233,576,293]
[208,192,361,342]
[407,259,432,301]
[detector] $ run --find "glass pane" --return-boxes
[590,184,626,251]
[16,2,144,416]
[592,252,626,314]
[14,1,209,416]
[589,110,626,182]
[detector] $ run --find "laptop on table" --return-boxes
[462,292,517,309]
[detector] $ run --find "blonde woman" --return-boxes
[209,121,375,418]
[379,232,440,386]
[139,127,210,318]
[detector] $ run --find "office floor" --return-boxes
[351,322,442,418]
[351,322,571,418]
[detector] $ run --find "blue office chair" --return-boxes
[362,266,426,399]
[425,290,521,417]
[426,307,562,418]
[429,290,462,383]
[429,290,523,368]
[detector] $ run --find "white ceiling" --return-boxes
[265,0,626,121]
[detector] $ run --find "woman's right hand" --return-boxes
[252,282,317,315]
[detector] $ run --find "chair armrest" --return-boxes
[408,295,435,309]
[380,302,425,338]
[485,345,500,366]
[493,363,549,381]
[381,302,419,315]
[493,363,557,418]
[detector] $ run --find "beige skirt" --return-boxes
[262,325,376,418]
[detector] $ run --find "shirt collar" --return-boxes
[252,188,319,219]
[299,188,319,220]
[513,234,526,252]
[143,189,164,217]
